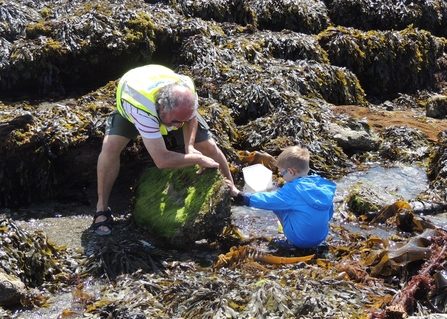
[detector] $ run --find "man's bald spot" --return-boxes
[171,85,196,113]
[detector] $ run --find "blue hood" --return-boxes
[291,175,336,210]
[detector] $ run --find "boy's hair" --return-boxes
[276,146,310,174]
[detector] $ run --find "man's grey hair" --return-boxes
[156,83,196,113]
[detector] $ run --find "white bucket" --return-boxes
[242,164,273,193]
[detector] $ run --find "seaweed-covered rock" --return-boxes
[172,0,331,34]
[236,98,351,179]
[427,130,447,192]
[379,126,430,162]
[326,0,447,38]
[132,166,231,247]
[318,25,446,98]
[0,272,26,306]
[426,94,447,119]
[249,0,331,34]
[1,0,446,208]
[178,32,365,124]
[0,0,156,96]
[198,98,240,160]
[0,96,106,206]
[0,216,71,287]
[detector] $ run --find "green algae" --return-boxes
[133,165,225,239]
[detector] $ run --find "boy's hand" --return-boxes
[225,179,240,197]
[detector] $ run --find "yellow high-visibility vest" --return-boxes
[116,65,195,135]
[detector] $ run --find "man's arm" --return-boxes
[142,136,218,170]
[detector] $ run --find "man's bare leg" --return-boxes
[95,135,131,233]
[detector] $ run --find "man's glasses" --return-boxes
[281,169,288,176]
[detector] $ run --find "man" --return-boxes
[94,64,234,235]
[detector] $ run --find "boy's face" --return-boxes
[279,167,295,182]
[279,167,306,182]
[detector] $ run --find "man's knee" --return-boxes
[101,135,130,156]
[196,138,218,155]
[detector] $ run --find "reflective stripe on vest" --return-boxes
[116,65,195,135]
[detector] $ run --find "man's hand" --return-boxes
[186,145,207,174]
[198,155,219,174]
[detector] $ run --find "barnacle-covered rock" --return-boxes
[318,25,446,98]
[132,166,231,247]
[327,122,381,152]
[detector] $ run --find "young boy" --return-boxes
[226,146,336,249]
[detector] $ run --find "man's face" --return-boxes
[159,105,195,128]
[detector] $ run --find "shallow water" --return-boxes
[11,281,105,319]
[334,164,429,202]
[232,164,430,239]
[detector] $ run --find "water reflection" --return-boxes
[334,164,428,202]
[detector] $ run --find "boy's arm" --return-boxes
[244,187,292,210]
[233,191,251,206]
[226,179,251,206]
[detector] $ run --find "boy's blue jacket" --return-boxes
[242,174,336,248]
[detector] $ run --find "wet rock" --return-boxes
[346,180,404,217]
[132,166,232,247]
[327,122,381,151]
[426,94,447,119]
[0,272,26,306]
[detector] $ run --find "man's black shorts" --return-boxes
[105,110,211,144]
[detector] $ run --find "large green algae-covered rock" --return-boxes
[133,166,231,247]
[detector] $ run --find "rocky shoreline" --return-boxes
[1,0,447,318]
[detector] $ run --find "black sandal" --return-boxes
[93,208,113,235]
